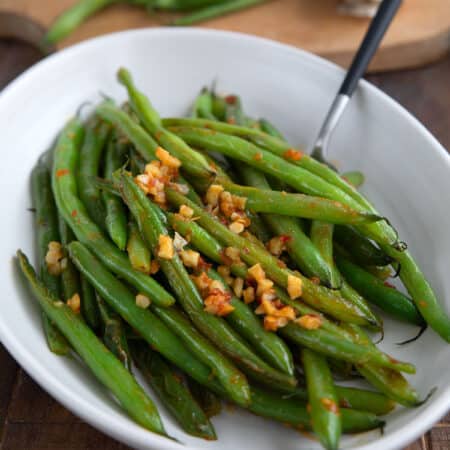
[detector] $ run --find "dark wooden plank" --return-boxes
[1,423,130,450]
[6,370,78,424]
[0,346,19,442]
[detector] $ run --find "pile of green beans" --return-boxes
[18,67,446,450]
[44,0,268,47]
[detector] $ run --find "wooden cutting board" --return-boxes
[0,0,449,72]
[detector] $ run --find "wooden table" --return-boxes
[0,38,449,450]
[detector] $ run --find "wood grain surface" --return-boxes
[0,0,449,72]
[0,38,449,450]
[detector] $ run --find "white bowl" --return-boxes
[1,28,449,450]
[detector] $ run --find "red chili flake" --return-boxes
[419,300,427,308]
[227,117,236,125]
[253,152,263,161]
[197,257,212,272]
[56,169,70,178]
[279,234,292,243]
[71,210,78,217]
[68,132,75,140]
[321,398,340,414]
[383,281,396,289]
[246,277,257,288]
[311,276,321,285]
[155,131,162,140]
[306,403,312,413]
[225,95,237,105]
[276,260,287,268]
[242,247,250,254]
[339,399,351,408]
[283,149,303,161]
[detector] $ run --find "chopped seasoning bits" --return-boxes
[205,184,224,207]
[192,270,234,317]
[134,149,181,207]
[179,204,194,219]
[243,286,255,304]
[267,236,289,257]
[223,246,241,264]
[287,274,303,299]
[179,249,200,269]
[173,232,188,252]
[229,220,245,234]
[264,316,289,331]
[67,293,81,314]
[136,294,151,309]
[45,241,64,276]
[233,277,244,298]
[295,314,322,330]
[157,235,174,259]
[248,263,266,283]
[156,147,181,168]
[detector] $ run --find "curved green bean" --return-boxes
[80,274,100,330]
[191,88,217,120]
[336,254,424,326]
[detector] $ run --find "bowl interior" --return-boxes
[1,28,449,450]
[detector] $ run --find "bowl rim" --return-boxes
[0,26,449,450]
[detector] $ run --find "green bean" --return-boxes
[234,165,335,285]
[96,293,132,370]
[284,384,395,416]
[302,348,341,450]
[188,378,223,418]
[80,274,100,330]
[52,117,174,307]
[207,268,294,376]
[116,68,214,179]
[116,170,297,391]
[191,88,217,120]
[342,171,365,188]
[310,221,341,288]
[259,118,285,140]
[17,250,166,436]
[96,103,160,163]
[167,211,414,374]
[44,0,116,45]
[221,180,380,225]
[103,137,128,250]
[382,244,450,342]
[77,117,110,229]
[166,188,374,326]
[67,241,226,393]
[58,216,81,302]
[338,278,382,331]
[127,221,152,274]
[31,162,69,355]
[279,324,414,373]
[334,226,393,267]
[248,386,384,434]
[344,324,420,407]
[336,253,424,326]
[130,341,217,440]
[173,0,267,26]
[334,386,395,416]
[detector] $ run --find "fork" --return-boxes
[311,0,402,168]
